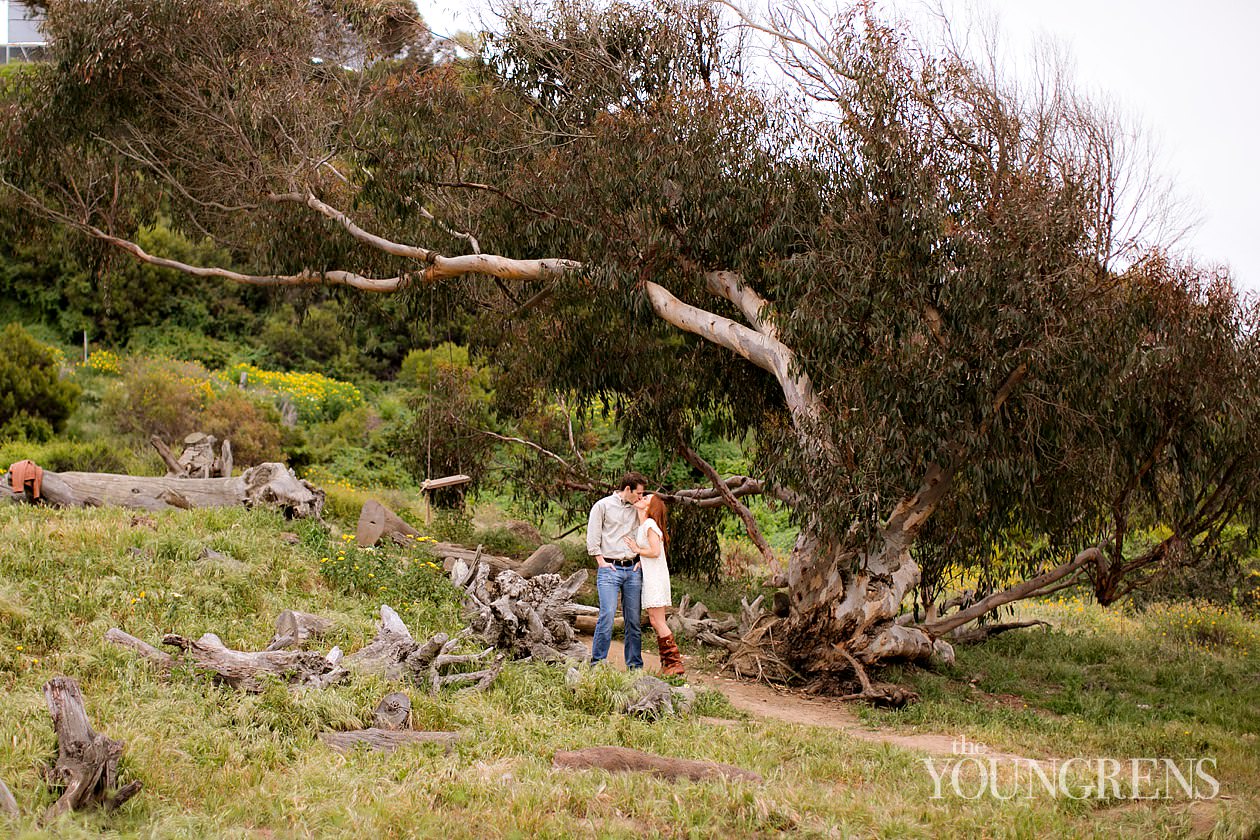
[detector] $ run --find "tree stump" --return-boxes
[622,675,696,719]
[553,746,761,783]
[372,693,412,730]
[455,562,590,661]
[41,677,142,823]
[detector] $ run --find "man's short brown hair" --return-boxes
[617,472,648,492]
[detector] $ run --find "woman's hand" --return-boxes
[622,536,640,552]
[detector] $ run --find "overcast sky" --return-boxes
[422,0,1259,296]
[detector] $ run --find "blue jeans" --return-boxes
[590,565,642,669]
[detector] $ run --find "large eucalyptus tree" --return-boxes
[4,0,1257,689]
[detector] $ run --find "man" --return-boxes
[587,472,647,668]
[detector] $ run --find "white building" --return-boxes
[1,0,45,63]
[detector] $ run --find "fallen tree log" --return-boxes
[553,746,761,783]
[3,462,323,518]
[573,614,622,634]
[357,500,565,577]
[946,619,1050,644]
[161,633,346,691]
[41,677,142,824]
[104,629,175,674]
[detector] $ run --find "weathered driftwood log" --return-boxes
[553,746,762,783]
[149,435,183,476]
[0,777,18,818]
[373,693,411,730]
[318,729,460,754]
[343,606,507,693]
[573,614,622,634]
[41,677,142,824]
[454,560,589,661]
[623,676,696,719]
[104,629,175,674]
[516,544,566,578]
[356,499,421,547]
[266,610,334,651]
[162,633,345,692]
[6,462,323,518]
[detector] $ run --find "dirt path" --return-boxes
[587,634,1037,762]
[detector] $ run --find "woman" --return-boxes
[624,493,684,676]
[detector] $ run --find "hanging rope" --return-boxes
[426,280,434,482]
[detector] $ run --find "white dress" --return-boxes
[637,518,672,609]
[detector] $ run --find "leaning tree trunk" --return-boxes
[731,469,956,696]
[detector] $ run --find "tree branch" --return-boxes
[921,546,1102,636]
[678,441,776,565]
[643,280,821,422]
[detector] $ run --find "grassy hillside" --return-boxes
[1,503,1258,838]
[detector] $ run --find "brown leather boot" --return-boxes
[658,633,685,676]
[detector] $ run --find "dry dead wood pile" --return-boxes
[451,558,590,662]
[105,605,504,695]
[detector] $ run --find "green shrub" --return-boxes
[1146,600,1260,656]
[0,438,127,473]
[0,322,80,442]
[387,345,498,507]
[127,325,250,369]
[101,356,210,442]
[200,390,284,467]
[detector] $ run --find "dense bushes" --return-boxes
[98,357,286,465]
[0,323,80,441]
[388,343,497,505]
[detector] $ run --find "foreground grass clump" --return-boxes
[1,504,1257,837]
[860,598,1260,817]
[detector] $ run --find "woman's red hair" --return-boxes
[646,494,669,552]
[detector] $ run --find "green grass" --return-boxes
[859,599,1260,816]
[1,504,1258,837]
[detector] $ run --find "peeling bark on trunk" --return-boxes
[41,677,141,824]
[553,746,762,783]
[9,463,323,518]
